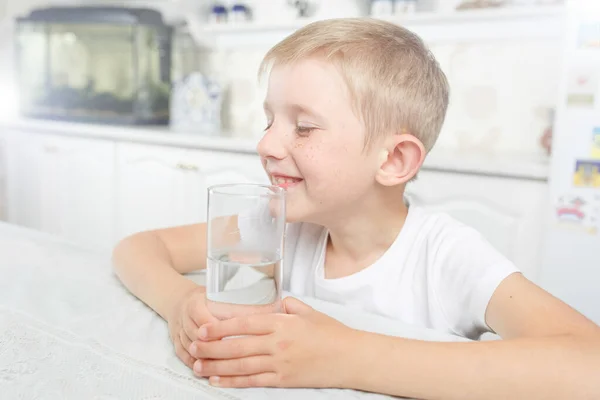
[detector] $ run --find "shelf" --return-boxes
[188,5,566,49]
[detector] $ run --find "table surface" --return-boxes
[0,222,467,400]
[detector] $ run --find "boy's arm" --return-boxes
[111,215,264,321]
[348,273,600,400]
[112,223,210,320]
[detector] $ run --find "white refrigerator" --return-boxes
[540,0,600,324]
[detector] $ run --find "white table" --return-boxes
[0,222,467,399]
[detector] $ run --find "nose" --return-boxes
[256,125,288,161]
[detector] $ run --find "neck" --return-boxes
[321,187,409,275]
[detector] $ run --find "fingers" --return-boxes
[179,330,193,354]
[283,297,313,315]
[189,299,219,327]
[183,314,200,342]
[207,299,282,320]
[189,335,271,359]
[174,337,196,370]
[198,315,279,341]
[208,373,279,388]
[193,356,274,378]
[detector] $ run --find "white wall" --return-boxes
[0,0,563,157]
[180,0,562,156]
[199,38,562,155]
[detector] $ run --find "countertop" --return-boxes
[0,221,466,399]
[0,118,550,181]
[0,118,260,153]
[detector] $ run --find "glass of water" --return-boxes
[205,183,285,319]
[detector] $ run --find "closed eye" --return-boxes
[295,126,316,136]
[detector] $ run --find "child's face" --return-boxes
[257,58,382,224]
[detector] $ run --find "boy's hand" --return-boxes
[188,297,357,389]
[167,286,218,369]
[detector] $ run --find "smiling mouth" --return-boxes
[271,176,304,189]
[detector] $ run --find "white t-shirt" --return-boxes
[280,206,519,340]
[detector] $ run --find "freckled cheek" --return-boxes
[295,142,354,188]
[294,154,325,188]
[292,141,305,149]
[290,141,318,168]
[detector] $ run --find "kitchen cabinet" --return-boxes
[406,170,548,280]
[115,143,204,240]
[0,129,6,221]
[191,149,268,189]
[114,143,268,241]
[5,131,116,251]
[5,131,43,230]
[2,124,549,279]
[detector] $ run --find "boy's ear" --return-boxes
[375,134,426,187]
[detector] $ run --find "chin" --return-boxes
[284,204,325,225]
[283,211,303,224]
[279,195,327,225]
[281,203,308,224]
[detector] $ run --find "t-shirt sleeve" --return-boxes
[431,227,520,340]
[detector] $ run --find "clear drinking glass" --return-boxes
[206,183,285,319]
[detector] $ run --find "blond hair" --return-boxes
[259,18,449,152]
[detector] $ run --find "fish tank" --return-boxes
[15,7,173,125]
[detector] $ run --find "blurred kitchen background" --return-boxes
[1,0,599,322]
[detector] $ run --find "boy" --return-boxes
[113,18,600,400]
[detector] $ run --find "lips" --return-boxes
[271,174,303,189]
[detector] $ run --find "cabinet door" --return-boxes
[38,134,115,250]
[5,131,116,250]
[190,149,269,188]
[115,143,207,240]
[5,131,43,230]
[115,143,269,241]
[0,129,8,221]
[0,128,7,221]
[406,171,548,280]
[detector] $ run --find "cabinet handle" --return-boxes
[176,163,199,172]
